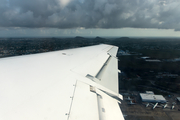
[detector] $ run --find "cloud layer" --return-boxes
[1,0,180,30]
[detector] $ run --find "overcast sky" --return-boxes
[1,0,180,37]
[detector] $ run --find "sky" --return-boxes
[0,0,180,37]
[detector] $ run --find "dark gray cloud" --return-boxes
[0,0,180,30]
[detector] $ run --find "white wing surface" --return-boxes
[0,44,124,120]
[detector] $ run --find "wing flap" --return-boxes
[68,81,99,120]
[96,89,124,120]
[95,56,119,94]
[68,81,124,120]
[72,45,119,94]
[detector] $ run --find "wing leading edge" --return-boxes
[0,44,124,120]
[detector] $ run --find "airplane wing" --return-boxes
[0,44,124,120]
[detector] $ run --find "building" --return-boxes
[177,97,180,102]
[140,93,166,103]
[145,59,161,62]
[145,91,154,95]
